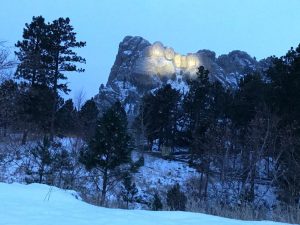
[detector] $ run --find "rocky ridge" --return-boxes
[94,36,270,117]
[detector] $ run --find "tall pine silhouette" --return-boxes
[80,101,132,206]
[15,16,86,139]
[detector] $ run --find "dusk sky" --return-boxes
[1,0,300,99]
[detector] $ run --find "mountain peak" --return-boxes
[95,36,268,117]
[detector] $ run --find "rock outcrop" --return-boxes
[94,36,270,118]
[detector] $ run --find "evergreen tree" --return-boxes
[47,17,86,94]
[15,16,49,86]
[47,17,86,139]
[137,84,181,151]
[121,173,138,209]
[276,134,300,206]
[80,101,132,205]
[15,16,86,139]
[151,193,163,211]
[55,99,77,136]
[166,183,187,211]
[79,98,99,139]
[0,79,18,136]
[27,136,53,184]
[51,146,73,188]
[266,45,300,206]
[267,45,300,127]
[184,67,212,141]
[26,137,73,187]
[183,66,215,164]
[17,84,56,136]
[136,93,158,149]
[230,73,266,127]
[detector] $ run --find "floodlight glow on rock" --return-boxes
[173,54,182,67]
[150,42,164,57]
[139,41,202,76]
[187,54,199,69]
[164,47,175,60]
[181,56,187,68]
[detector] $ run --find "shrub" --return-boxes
[151,193,163,211]
[167,183,187,211]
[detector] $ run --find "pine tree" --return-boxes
[28,136,53,183]
[121,173,138,209]
[266,45,300,207]
[15,16,86,139]
[137,84,180,151]
[230,73,266,127]
[47,17,86,139]
[17,84,56,137]
[183,66,215,165]
[79,98,99,139]
[55,99,77,136]
[51,145,73,188]
[151,193,163,211]
[15,16,49,86]
[184,66,212,132]
[80,101,132,205]
[166,183,187,211]
[0,79,18,136]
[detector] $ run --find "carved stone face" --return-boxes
[150,42,164,57]
[187,54,199,69]
[173,54,181,68]
[138,41,201,76]
[181,56,187,68]
[164,47,175,60]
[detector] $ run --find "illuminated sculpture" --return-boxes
[187,54,199,69]
[181,56,187,68]
[164,47,175,60]
[150,41,164,57]
[173,54,181,67]
[138,41,201,76]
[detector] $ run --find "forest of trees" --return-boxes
[0,16,142,210]
[1,15,300,224]
[132,47,300,222]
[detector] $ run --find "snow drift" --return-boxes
[0,182,289,225]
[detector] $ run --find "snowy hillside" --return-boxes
[0,138,278,212]
[0,182,289,225]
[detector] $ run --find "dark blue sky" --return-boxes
[1,0,300,100]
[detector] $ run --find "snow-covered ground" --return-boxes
[133,151,197,187]
[0,182,289,225]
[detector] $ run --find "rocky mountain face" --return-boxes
[94,36,270,118]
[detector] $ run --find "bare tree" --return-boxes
[74,88,86,110]
[0,41,17,81]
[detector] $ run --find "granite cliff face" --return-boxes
[94,36,269,117]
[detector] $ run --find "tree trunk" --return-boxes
[21,129,28,145]
[49,94,57,141]
[39,166,44,183]
[199,170,203,198]
[204,160,209,199]
[101,169,108,206]
[158,138,161,152]
[249,151,255,203]
[49,52,59,141]
[3,122,7,137]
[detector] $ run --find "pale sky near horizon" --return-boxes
[1,0,300,100]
